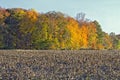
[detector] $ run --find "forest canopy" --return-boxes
[0,7,120,50]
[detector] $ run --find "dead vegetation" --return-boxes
[0,50,120,80]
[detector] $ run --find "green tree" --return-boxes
[110,32,120,49]
[93,20,104,49]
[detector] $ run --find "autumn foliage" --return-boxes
[0,7,119,49]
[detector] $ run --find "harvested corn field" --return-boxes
[0,50,120,80]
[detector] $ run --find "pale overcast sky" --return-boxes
[0,0,120,34]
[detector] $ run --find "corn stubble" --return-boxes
[0,50,120,80]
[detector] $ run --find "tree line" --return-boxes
[0,7,120,49]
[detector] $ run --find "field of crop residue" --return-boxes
[0,50,120,80]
